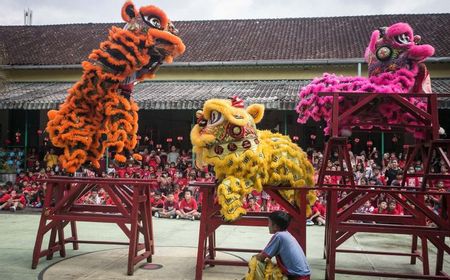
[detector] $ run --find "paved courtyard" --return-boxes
[0,212,448,280]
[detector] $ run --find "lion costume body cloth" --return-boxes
[46,1,185,173]
[191,98,316,221]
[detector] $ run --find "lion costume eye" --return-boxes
[208,110,223,126]
[143,16,162,29]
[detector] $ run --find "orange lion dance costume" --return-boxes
[46,1,185,173]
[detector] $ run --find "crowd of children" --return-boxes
[0,143,448,226]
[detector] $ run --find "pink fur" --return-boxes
[296,22,435,138]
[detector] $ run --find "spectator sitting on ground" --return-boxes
[308,198,326,226]
[176,189,200,221]
[151,191,165,215]
[245,196,261,212]
[157,192,178,219]
[387,200,403,215]
[357,200,374,214]
[0,184,12,210]
[267,198,281,212]
[373,201,388,214]
[245,211,311,280]
[0,189,26,212]
[85,189,102,205]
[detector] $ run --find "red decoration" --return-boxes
[231,96,244,108]
[292,136,299,141]
[177,136,184,141]
[156,144,162,149]
[367,140,373,146]
[166,138,173,143]
[15,131,21,143]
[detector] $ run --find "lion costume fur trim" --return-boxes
[191,98,316,221]
[46,1,185,173]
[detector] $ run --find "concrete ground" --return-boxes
[0,211,448,280]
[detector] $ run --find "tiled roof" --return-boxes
[0,14,449,66]
[0,79,449,110]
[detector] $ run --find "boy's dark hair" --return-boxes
[269,211,291,231]
[184,189,193,196]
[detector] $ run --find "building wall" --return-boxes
[3,62,449,82]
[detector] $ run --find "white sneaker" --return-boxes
[306,220,314,226]
[175,215,180,219]
[10,206,16,212]
[191,216,195,221]
[154,212,160,218]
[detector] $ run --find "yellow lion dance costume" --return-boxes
[191,97,316,221]
[46,1,185,173]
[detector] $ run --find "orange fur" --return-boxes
[46,2,185,173]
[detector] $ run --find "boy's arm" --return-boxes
[257,234,281,261]
[255,252,270,261]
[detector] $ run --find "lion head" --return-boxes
[365,22,434,77]
[120,1,185,79]
[190,97,265,167]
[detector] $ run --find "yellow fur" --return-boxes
[191,99,316,221]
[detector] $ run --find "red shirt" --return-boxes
[387,208,402,215]
[105,197,115,205]
[151,197,165,208]
[149,181,159,191]
[163,200,178,211]
[248,203,261,212]
[175,178,188,187]
[0,193,11,203]
[16,176,31,185]
[116,168,127,178]
[374,208,388,214]
[12,194,26,205]
[268,202,281,212]
[312,202,326,217]
[179,198,198,212]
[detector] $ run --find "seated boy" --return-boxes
[176,189,201,221]
[158,192,178,218]
[245,211,311,280]
[0,189,26,212]
[151,191,165,216]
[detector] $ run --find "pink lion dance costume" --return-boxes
[296,22,435,137]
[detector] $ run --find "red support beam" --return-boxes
[31,177,155,275]
[316,92,450,280]
[193,182,310,280]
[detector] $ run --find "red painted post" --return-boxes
[31,177,155,274]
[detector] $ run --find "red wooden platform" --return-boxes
[317,92,450,279]
[192,182,310,280]
[31,176,154,275]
